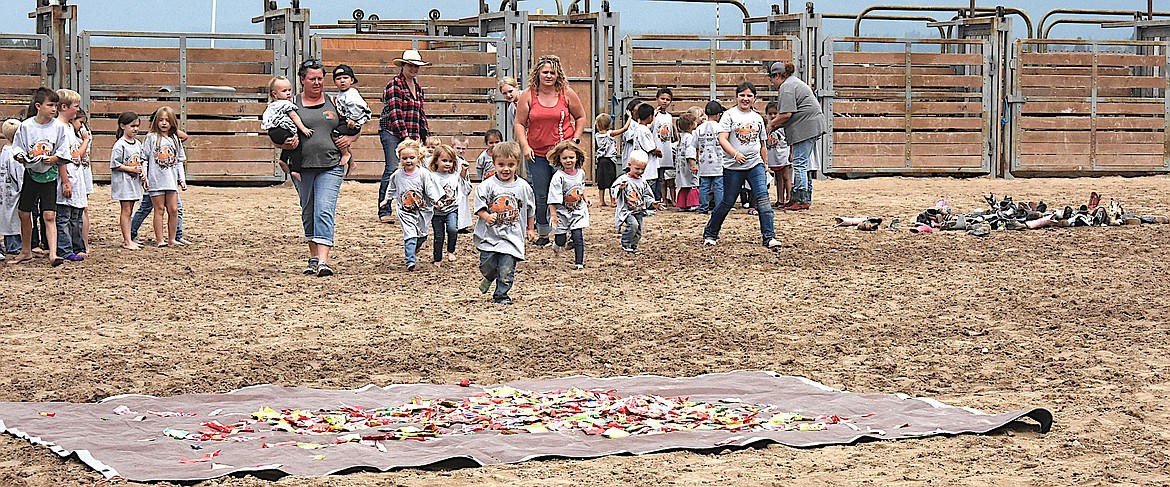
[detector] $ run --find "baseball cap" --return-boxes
[704,100,726,116]
[332,64,357,83]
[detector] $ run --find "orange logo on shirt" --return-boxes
[488,194,519,225]
[155,146,177,167]
[563,185,585,210]
[70,142,83,162]
[734,123,759,145]
[125,153,142,168]
[483,167,496,180]
[29,140,53,158]
[625,187,643,209]
[401,189,426,212]
[657,123,671,141]
[436,185,457,209]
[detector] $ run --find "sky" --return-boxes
[0,0,1144,41]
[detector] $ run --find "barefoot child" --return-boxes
[674,111,700,211]
[262,76,313,173]
[109,112,144,250]
[428,144,469,267]
[474,141,536,305]
[593,113,628,207]
[331,64,372,171]
[547,140,589,269]
[612,150,664,255]
[381,139,441,271]
[476,129,503,180]
[129,113,190,246]
[10,87,70,266]
[0,119,22,256]
[765,101,791,208]
[142,106,187,248]
[54,89,89,262]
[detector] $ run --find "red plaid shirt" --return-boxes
[379,74,430,142]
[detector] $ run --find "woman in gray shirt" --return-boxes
[768,62,825,210]
[276,60,358,277]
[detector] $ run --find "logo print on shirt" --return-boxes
[563,185,585,210]
[125,153,142,168]
[401,189,426,212]
[29,140,53,158]
[155,145,177,168]
[734,122,759,145]
[657,123,671,142]
[436,184,457,211]
[625,187,643,210]
[489,194,519,225]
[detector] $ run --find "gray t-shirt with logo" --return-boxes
[473,176,535,260]
[548,169,590,233]
[386,167,442,240]
[776,76,826,145]
[719,108,766,170]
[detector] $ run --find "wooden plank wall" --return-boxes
[828,45,988,172]
[0,45,47,151]
[1014,46,1168,172]
[533,25,596,182]
[320,39,499,181]
[630,43,787,116]
[85,46,279,182]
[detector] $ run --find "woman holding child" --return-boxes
[275,59,358,277]
[514,54,587,247]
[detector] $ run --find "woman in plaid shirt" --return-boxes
[378,50,431,224]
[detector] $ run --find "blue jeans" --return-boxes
[479,250,517,302]
[702,164,776,244]
[4,235,20,254]
[404,235,427,266]
[650,178,663,201]
[378,130,402,218]
[525,156,553,235]
[620,213,645,250]
[55,205,84,256]
[293,164,344,246]
[791,138,815,203]
[431,212,458,263]
[698,176,724,213]
[130,193,184,241]
[554,228,584,265]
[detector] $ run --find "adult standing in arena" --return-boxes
[767,61,825,211]
[378,50,430,223]
[514,54,587,246]
[276,59,357,277]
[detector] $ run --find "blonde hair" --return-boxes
[428,144,459,172]
[498,76,519,90]
[491,141,522,162]
[594,113,612,131]
[150,106,178,137]
[628,149,649,167]
[1,119,18,141]
[425,135,443,147]
[527,54,568,94]
[55,89,80,108]
[548,140,586,169]
[450,133,470,147]
[267,76,290,101]
[396,138,422,158]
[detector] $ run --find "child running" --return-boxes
[53,89,89,262]
[474,141,536,305]
[331,64,372,171]
[593,113,628,207]
[428,144,469,267]
[0,119,21,257]
[546,140,589,269]
[765,101,791,208]
[109,112,144,250]
[142,106,187,248]
[611,150,664,255]
[10,87,70,266]
[381,139,441,271]
[674,111,699,211]
[695,101,726,214]
[476,129,503,180]
[262,75,313,172]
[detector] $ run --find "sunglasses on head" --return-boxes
[301,59,323,69]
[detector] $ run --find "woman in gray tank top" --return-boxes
[276,60,359,277]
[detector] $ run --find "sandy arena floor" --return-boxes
[1,175,1168,486]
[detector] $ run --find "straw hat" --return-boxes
[393,50,430,67]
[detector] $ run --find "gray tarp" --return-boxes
[0,371,1052,482]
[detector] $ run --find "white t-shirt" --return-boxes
[766,127,790,168]
[473,176,536,260]
[651,111,674,171]
[718,108,766,170]
[694,120,725,177]
[626,122,658,177]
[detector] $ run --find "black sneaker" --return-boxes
[316,262,334,277]
[534,237,552,247]
[303,257,320,275]
[493,297,514,305]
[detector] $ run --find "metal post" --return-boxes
[179,35,188,129]
[29,2,76,89]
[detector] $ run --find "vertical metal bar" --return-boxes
[1010,40,1023,174]
[1090,41,1098,170]
[179,35,188,129]
[820,36,835,173]
[982,36,993,175]
[709,37,718,100]
[904,40,913,168]
[1163,40,1170,168]
[496,38,509,139]
[78,33,89,112]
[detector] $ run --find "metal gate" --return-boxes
[0,34,54,122]
[1007,38,1170,174]
[80,31,287,183]
[820,36,993,174]
[310,34,506,181]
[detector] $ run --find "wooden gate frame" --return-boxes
[79,30,288,183]
[1006,38,1170,175]
[0,33,54,120]
[818,36,994,175]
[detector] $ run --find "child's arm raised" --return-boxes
[288,110,313,138]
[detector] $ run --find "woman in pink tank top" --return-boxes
[514,54,587,244]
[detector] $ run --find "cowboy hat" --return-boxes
[393,50,430,67]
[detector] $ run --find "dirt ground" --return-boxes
[1,175,1168,486]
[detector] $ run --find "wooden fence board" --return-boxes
[1020,130,1164,144]
[0,75,43,91]
[1020,74,1165,90]
[1019,52,1165,68]
[632,48,793,62]
[1021,101,1167,115]
[87,100,266,116]
[90,71,272,91]
[90,47,272,63]
[832,52,983,65]
[1019,116,1166,130]
[833,74,982,88]
[833,101,984,115]
[321,49,495,66]
[832,117,983,130]
[91,61,269,74]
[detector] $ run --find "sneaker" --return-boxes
[703,238,717,246]
[303,257,320,275]
[175,238,193,246]
[765,238,783,248]
[622,247,638,255]
[644,210,655,217]
[493,297,514,305]
[65,253,84,262]
[406,263,416,272]
[574,264,584,270]
[479,277,492,294]
[747,208,759,215]
[534,236,552,247]
[316,262,334,277]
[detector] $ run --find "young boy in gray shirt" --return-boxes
[473,141,536,305]
[611,149,664,255]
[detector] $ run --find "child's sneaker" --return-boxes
[747,208,759,215]
[703,238,718,246]
[622,247,638,255]
[766,238,783,248]
[644,210,655,217]
[406,263,416,272]
[574,264,584,270]
[303,257,320,275]
[478,277,492,294]
[493,297,514,305]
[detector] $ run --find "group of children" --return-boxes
[0,87,188,266]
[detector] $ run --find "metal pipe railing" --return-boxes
[1041,17,1142,39]
[649,0,752,36]
[822,13,948,38]
[1037,9,1170,38]
[853,5,1033,39]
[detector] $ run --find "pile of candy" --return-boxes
[161,386,842,450]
